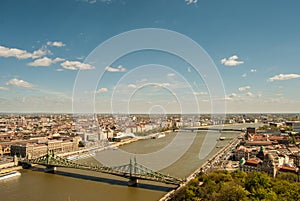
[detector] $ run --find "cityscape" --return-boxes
[1,1,300,201]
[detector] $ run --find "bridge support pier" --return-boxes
[21,162,32,169]
[45,165,57,173]
[128,177,138,187]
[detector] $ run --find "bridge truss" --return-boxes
[20,151,182,186]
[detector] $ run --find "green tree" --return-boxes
[231,170,247,185]
[207,171,233,184]
[277,172,298,182]
[215,182,250,201]
[272,180,300,201]
[172,170,300,201]
[245,172,271,191]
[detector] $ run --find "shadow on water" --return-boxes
[29,167,175,192]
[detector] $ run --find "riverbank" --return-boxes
[69,130,173,154]
[159,133,242,201]
[0,165,22,172]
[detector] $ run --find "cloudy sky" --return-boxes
[0,0,300,113]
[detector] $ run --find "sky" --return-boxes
[0,0,300,114]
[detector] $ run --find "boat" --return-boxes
[157,134,166,139]
[152,133,166,139]
[219,137,226,140]
[0,171,21,181]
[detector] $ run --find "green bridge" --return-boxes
[19,151,183,186]
[180,127,244,132]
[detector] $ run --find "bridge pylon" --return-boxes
[128,157,139,186]
[44,149,56,173]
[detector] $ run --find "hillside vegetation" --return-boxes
[171,170,300,201]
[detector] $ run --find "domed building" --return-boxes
[260,153,276,178]
[256,145,266,160]
[240,152,276,178]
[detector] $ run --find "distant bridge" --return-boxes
[180,127,244,132]
[19,151,183,186]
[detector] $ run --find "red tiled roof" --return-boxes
[277,166,298,173]
[246,141,272,145]
[269,136,288,141]
[245,160,259,166]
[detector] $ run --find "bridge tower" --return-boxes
[128,157,138,187]
[44,149,56,173]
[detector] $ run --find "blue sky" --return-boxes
[0,0,300,113]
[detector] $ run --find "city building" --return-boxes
[240,148,300,180]
[286,121,300,132]
[234,146,252,161]
[10,140,78,159]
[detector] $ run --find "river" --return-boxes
[0,124,261,201]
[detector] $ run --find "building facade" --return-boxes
[10,140,78,159]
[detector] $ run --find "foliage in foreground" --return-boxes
[171,170,300,201]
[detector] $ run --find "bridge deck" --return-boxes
[180,127,243,132]
[20,153,182,185]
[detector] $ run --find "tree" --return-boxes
[215,182,250,201]
[272,180,300,201]
[207,171,233,183]
[231,170,247,185]
[245,172,271,191]
[277,172,298,182]
[171,171,300,201]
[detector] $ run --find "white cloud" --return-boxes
[221,55,244,66]
[238,85,251,92]
[0,86,9,91]
[105,65,126,72]
[128,84,137,89]
[228,93,237,98]
[187,67,192,73]
[47,41,66,47]
[193,91,208,95]
[6,78,34,88]
[155,83,171,88]
[81,0,112,4]
[99,0,112,3]
[268,74,300,82]
[241,73,247,78]
[31,46,51,59]
[246,92,254,97]
[250,69,257,73]
[76,56,85,60]
[96,88,108,93]
[185,0,198,5]
[0,45,32,59]
[136,78,147,83]
[56,69,64,72]
[60,60,95,70]
[0,45,50,59]
[27,57,65,67]
[214,96,234,101]
[53,58,65,63]
[167,73,176,77]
